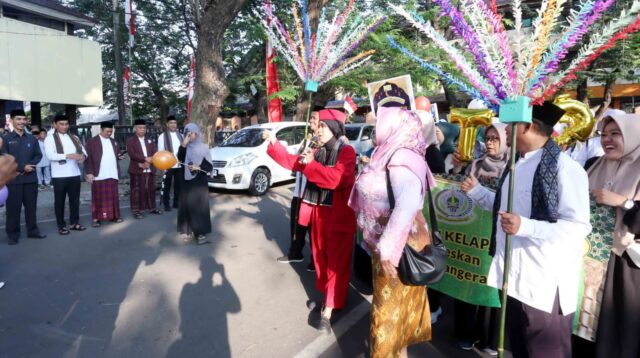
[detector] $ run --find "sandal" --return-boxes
[92,220,101,228]
[112,218,124,223]
[70,224,86,231]
[134,212,143,219]
[58,227,70,235]
[149,209,163,215]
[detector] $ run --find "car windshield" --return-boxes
[345,127,360,141]
[220,128,265,147]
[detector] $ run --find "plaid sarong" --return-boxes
[130,173,156,212]
[92,179,120,221]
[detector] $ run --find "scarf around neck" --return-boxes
[53,131,83,163]
[303,138,342,206]
[163,130,184,154]
[184,123,212,181]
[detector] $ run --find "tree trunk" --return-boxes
[294,0,328,122]
[151,86,168,123]
[576,78,590,105]
[594,77,615,121]
[190,0,247,145]
[113,0,126,125]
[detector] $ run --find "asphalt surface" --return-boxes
[0,181,503,358]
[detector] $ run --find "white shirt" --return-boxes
[157,131,181,169]
[36,140,49,167]
[95,136,119,181]
[565,137,604,167]
[44,133,87,178]
[138,137,150,173]
[467,149,591,314]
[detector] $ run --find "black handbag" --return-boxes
[387,168,448,286]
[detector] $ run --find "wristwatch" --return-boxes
[623,199,635,210]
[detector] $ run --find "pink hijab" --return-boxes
[363,106,435,190]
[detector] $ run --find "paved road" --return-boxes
[0,183,499,358]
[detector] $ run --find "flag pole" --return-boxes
[497,123,518,358]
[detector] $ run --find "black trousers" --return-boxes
[507,293,573,358]
[6,183,40,241]
[52,176,81,229]
[162,168,182,207]
[288,196,311,259]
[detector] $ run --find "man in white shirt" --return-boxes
[157,115,183,212]
[44,114,88,235]
[35,130,51,188]
[461,102,592,358]
[85,122,124,227]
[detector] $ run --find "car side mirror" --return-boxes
[279,140,288,147]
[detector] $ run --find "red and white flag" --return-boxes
[266,0,282,122]
[123,66,130,104]
[187,56,196,120]
[344,96,357,115]
[125,0,135,47]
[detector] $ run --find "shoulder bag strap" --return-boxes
[425,179,439,234]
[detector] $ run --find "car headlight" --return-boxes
[229,152,257,167]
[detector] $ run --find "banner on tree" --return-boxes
[424,175,500,308]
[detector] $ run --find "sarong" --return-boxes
[370,254,431,358]
[130,173,156,212]
[92,179,120,221]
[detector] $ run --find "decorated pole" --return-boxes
[497,96,532,358]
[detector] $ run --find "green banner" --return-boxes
[424,175,500,308]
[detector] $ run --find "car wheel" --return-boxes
[249,168,270,196]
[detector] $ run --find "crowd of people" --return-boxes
[266,97,640,358]
[1,99,639,357]
[0,111,213,264]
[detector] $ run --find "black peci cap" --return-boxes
[10,109,26,118]
[532,101,566,127]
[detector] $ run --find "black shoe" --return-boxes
[28,234,47,239]
[164,204,172,212]
[306,300,322,312]
[318,316,332,334]
[306,262,316,272]
[277,255,304,263]
[196,235,209,245]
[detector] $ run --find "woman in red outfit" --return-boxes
[263,109,357,334]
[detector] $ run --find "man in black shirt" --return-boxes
[1,109,46,244]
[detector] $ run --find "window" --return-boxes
[361,126,374,140]
[276,127,295,145]
[292,126,306,144]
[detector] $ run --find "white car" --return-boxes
[208,122,307,195]
[345,123,375,155]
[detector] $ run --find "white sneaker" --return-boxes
[431,307,442,324]
[483,347,498,356]
[0,281,5,289]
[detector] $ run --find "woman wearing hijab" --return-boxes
[451,123,509,181]
[349,107,434,358]
[587,114,640,358]
[263,109,357,334]
[177,123,213,245]
[437,121,460,173]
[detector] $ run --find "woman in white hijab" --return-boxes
[588,113,640,358]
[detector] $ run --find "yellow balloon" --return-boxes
[449,108,494,162]
[553,94,595,147]
[152,150,178,171]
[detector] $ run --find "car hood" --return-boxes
[209,145,264,161]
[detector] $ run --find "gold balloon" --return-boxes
[450,108,494,162]
[552,94,595,147]
[152,150,178,171]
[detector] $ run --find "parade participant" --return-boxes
[177,123,213,245]
[2,109,46,244]
[437,121,460,172]
[349,106,433,357]
[158,115,183,211]
[277,110,319,272]
[35,130,50,189]
[85,122,123,227]
[589,114,640,358]
[263,109,356,334]
[126,119,161,219]
[44,114,87,235]
[461,101,591,358]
